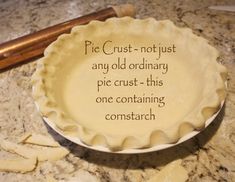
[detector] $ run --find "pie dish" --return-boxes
[32,17,227,151]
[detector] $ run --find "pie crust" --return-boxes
[32,17,227,151]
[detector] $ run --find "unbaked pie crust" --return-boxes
[32,17,227,151]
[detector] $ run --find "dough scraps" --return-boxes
[0,157,37,173]
[147,159,188,182]
[19,133,60,147]
[0,137,69,161]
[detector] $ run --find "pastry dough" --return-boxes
[0,158,37,173]
[0,137,69,161]
[32,17,227,151]
[19,133,60,147]
[146,160,188,182]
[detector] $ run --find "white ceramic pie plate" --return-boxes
[34,98,225,154]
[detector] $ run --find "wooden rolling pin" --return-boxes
[0,4,135,70]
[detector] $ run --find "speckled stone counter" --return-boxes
[0,0,235,181]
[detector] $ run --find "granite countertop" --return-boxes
[0,0,235,181]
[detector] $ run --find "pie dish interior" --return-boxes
[32,17,227,151]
